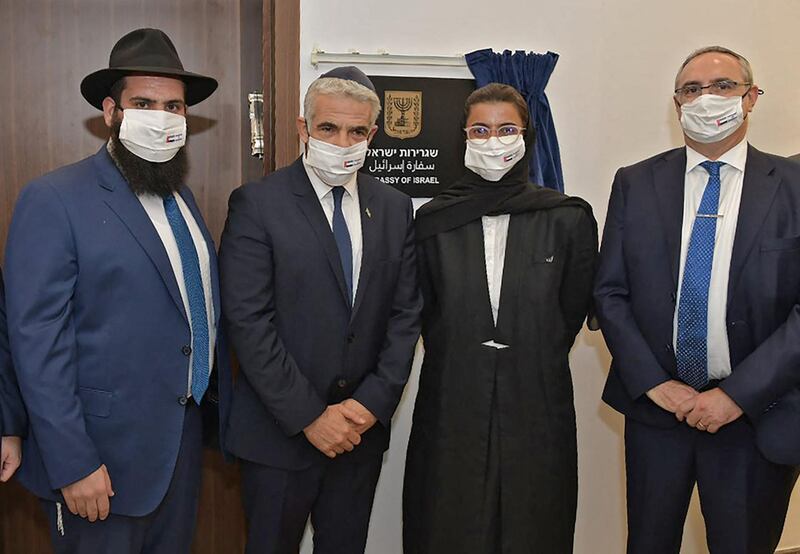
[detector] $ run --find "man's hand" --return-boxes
[341,399,378,435]
[0,436,22,482]
[676,388,743,433]
[304,404,364,458]
[646,380,699,414]
[60,464,114,522]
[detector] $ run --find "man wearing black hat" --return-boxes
[219,67,422,553]
[4,28,231,553]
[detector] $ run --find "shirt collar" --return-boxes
[685,138,748,175]
[302,154,358,201]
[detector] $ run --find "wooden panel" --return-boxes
[271,0,302,169]
[241,0,267,183]
[193,450,245,554]
[0,0,285,551]
[0,480,51,553]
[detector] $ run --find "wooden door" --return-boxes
[0,1,299,552]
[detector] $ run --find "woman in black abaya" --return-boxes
[403,83,597,554]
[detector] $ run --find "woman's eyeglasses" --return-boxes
[464,125,525,145]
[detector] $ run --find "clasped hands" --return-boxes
[303,399,377,458]
[646,380,743,433]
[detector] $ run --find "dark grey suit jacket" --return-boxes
[596,145,800,465]
[220,157,422,469]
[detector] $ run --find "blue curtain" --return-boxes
[465,49,564,192]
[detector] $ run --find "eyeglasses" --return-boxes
[674,80,752,101]
[464,125,525,145]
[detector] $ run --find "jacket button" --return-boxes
[337,379,347,388]
[178,395,188,406]
[347,334,355,343]
[182,345,192,356]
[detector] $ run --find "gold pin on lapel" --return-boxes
[366,207,372,219]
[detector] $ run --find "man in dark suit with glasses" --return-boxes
[596,46,800,554]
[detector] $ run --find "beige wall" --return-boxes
[299,1,800,551]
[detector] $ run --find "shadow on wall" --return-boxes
[576,326,628,545]
[665,100,685,147]
[83,115,218,140]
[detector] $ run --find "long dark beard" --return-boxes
[109,119,188,197]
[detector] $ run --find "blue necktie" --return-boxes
[676,161,724,390]
[332,186,353,305]
[163,194,210,403]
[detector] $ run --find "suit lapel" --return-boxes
[351,175,376,319]
[179,187,221,327]
[727,146,781,301]
[291,159,351,309]
[652,148,687,287]
[93,148,188,322]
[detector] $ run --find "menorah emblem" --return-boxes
[384,90,422,139]
[393,96,413,128]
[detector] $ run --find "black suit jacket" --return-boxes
[219,157,422,469]
[595,144,800,464]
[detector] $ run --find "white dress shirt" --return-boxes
[673,139,747,379]
[138,192,216,396]
[303,156,363,302]
[481,214,511,349]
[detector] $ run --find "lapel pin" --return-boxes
[366,207,372,219]
[545,255,554,263]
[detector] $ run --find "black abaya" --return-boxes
[403,191,597,554]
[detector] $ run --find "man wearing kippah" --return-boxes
[219,66,422,553]
[5,28,231,553]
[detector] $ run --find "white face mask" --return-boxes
[680,94,745,144]
[118,109,187,163]
[304,136,368,186]
[464,135,526,182]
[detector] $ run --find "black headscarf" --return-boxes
[416,123,588,240]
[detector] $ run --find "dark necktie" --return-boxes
[332,186,353,305]
[675,161,724,390]
[163,194,210,403]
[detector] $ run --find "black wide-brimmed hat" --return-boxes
[80,28,218,110]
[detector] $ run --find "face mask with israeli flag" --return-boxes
[680,94,745,144]
[305,136,368,186]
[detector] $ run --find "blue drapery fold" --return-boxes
[465,49,564,192]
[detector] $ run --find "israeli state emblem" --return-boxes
[384,90,422,139]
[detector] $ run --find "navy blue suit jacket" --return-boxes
[4,148,232,515]
[595,144,800,465]
[219,157,422,469]
[0,269,27,442]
